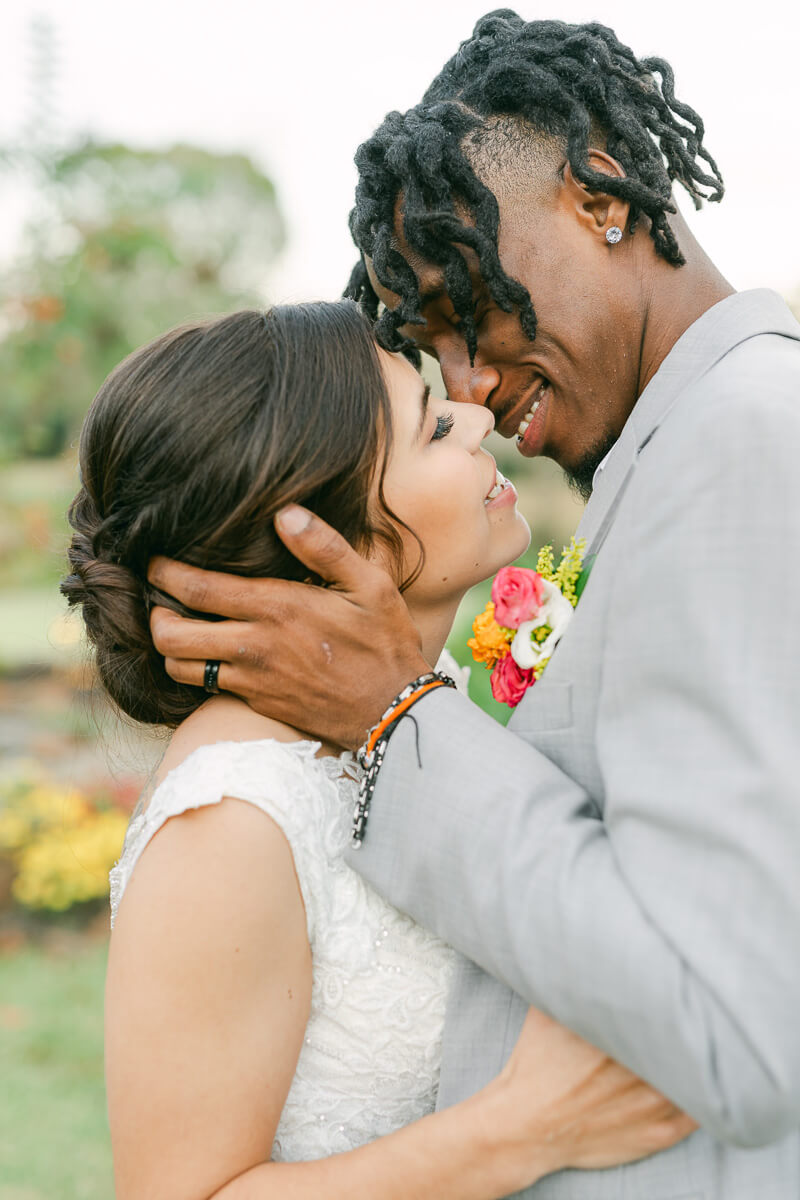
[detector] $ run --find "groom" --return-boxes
[150,13,800,1198]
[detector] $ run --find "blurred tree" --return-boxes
[0,140,285,458]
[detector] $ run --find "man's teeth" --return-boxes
[516,398,541,440]
[485,468,508,503]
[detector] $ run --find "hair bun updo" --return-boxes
[62,302,401,729]
[61,487,201,726]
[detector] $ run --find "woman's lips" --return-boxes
[485,477,518,510]
[483,463,518,510]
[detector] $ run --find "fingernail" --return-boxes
[276,506,311,535]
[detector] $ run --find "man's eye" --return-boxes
[431,412,455,441]
[448,301,487,333]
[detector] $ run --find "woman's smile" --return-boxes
[484,467,518,509]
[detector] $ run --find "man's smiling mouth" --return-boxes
[515,383,550,456]
[493,378,551,444]
[515,396,542,441]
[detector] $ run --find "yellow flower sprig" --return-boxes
[535,543,556,580]
[553,537,587,607]
[536,536,586,608]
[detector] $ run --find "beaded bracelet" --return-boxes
[351,671,456,848]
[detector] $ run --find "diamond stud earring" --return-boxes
[606,225,623,245]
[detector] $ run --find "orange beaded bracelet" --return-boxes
[352,671,457,847]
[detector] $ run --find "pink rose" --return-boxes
[490,653,535,708]
[491,566,544,629]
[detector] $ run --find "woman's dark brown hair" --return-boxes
[61,300,406,727]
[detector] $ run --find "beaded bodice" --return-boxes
[109,735,457,1161]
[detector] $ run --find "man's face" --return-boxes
[366,171,643,495]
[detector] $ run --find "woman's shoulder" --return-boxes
[111,698,340,932]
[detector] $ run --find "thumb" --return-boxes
[275,505,386,594]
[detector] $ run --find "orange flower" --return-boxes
[468,602,512,668]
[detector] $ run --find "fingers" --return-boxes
[580,1085,696,1166]
[163,657,239,695]
[162,657,273,710]
[148,558,270,620]
[668,1112,700,1141]
[275,506,392,595]
[597,1081,693,1147]
[625,1103,698,1157]
[149,510,399,625]
[150,606,252,662]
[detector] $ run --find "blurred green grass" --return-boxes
[0,941,112,1199]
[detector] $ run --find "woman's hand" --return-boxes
[482,1007,697,1193]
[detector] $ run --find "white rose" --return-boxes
[510,579,574,669]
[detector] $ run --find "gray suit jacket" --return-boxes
[348,291,800,1198]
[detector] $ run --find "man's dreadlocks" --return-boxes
[346,10,724,362]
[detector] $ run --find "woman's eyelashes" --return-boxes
[431,411,455,441]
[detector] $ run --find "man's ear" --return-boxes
[561,151,631,241]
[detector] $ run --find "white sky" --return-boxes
[1,0,799,304]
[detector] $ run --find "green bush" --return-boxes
[0,141,285,460]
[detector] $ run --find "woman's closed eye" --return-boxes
[431,412,455,441]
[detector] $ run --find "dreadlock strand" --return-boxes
[346,12,723,350]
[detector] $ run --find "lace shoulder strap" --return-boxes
[110,739,331,935]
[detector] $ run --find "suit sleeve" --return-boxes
[347,347,800,1148]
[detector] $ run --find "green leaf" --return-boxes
[574,554,596,602]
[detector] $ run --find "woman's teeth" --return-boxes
[485,468,508,504]
[516,398,541,441]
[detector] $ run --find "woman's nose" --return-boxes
[461,401,495,451]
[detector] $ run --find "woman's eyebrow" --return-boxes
[415,383,431,442]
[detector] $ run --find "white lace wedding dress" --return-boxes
[109,654,469,1163]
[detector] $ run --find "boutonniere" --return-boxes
[468,538,590,708]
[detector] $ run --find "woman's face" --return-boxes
[377,348,531,608]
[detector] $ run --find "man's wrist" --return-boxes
[344,653,431,751]
[351,668,457,849]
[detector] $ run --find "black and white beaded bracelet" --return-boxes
[351,671,456,848]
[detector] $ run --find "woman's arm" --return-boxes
[215,1004,694,1200]
[106,794,692,1200]
[105,794,312,1200]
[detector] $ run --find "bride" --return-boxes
[63,300,693,1199]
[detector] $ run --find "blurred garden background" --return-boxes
[1,1,799,1195]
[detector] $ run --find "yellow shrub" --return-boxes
[12,810,129,912]
[0,769,130,913]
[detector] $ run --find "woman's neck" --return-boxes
[406,596,461,671]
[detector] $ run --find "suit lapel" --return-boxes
[576,289,800,559]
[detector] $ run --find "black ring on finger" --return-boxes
[203,659,221,695]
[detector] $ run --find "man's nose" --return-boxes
[441,360,501,409]
[468,367,501,408]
